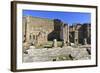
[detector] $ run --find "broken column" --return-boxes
[74,30,78,45]
[52,39,57,48]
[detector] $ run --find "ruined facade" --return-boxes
[69,23,91,45]
[23,16,91,48]
[23,16,69,47]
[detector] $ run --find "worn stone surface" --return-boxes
[22,16,91,63]
[23,45,91,62]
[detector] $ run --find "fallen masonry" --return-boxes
[23,45,91,62]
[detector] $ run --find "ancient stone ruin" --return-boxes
[23,16,91,49]
[22,16,91,62]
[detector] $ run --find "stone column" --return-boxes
[60,23,64,40]
[63,24,68,46]
[84,38,87,45]
[74,30,78,45]
[62,40,67,46]
[30,33,33,45]
[25,16,31,43]
[53,39,57,48]
[67,24,69,46]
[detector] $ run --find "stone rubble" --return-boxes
[23,45,91,62]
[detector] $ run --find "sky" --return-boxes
[23,10,91,25]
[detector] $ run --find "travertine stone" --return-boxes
[53,39,57,48]
[84,38,87,45]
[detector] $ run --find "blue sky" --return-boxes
[23,10,91,25]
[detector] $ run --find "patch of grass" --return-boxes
[44,41,63,48]
[35,41,63,48]
[43,41,53,48]
[36,45,44,48]
[57,41,63,47]
[51,55,74,61]
[58,55,73,60]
